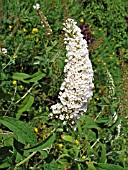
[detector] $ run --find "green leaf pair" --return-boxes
[12,70,46,83]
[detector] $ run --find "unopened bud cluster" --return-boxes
[106,69,115,98]
[33,4,52,36]
[50,18,94,126]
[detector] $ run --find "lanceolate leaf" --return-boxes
[25,133,56,152]
[61,135,76,143]
[96,163,126,170]
[100,144,106,163]
[102,96,110,104]
[28,71,46,82]
[12,72,30,80]
[0,116,37,146]
[12,70,46,83]
[16,94,34,119]
[12,72,30,83]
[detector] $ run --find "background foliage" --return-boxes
[0,0,128,169]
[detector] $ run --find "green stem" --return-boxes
[2,43,22,70]
[91,138,100,149]
[15,83,36,104]
[15,151,37,168]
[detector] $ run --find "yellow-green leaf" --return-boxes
[61,135,76,143]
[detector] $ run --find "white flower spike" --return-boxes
[50,18,94,127]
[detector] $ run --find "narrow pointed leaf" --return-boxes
[28,71,46,82]
[16,94,34,119]
[100,144,106,163]
[12,72,30,83]
[25,133,56,152]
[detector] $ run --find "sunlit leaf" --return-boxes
[12,72,30,83]
[61,135,76,143]
[0,116,37,145]
[12,72,30,80]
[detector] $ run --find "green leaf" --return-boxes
[12,72,30,83]
[34,56,45,61]
[61,135,76,143]
[46,46,53,52]
[96,163,126,170]
[87,130,96,141]
[0,116,37,146]
[28,70,46,82]
[88,125,100,130]
[39,150,48,159]
[52,40,58,47]
[95,117,109,124]
[58,154,72,159]
[100,144,106,163]
[84,116,95,126]
[57,158,70,168]
[49,159,58,170]
[12,71,46,83]
[102,96,110,104]
[25,133,56,152]
[16,94,34,119]
[15,151,23,164]
[48,67,53,77]
[0,161,11,169]
[77,121,82,138]
[12,72,30,79]
[56,59,64,71]
[44,163,50,170]
[87,162,97,170]
[0,133,13,146]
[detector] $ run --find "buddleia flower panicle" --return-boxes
[50,18,94,128]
